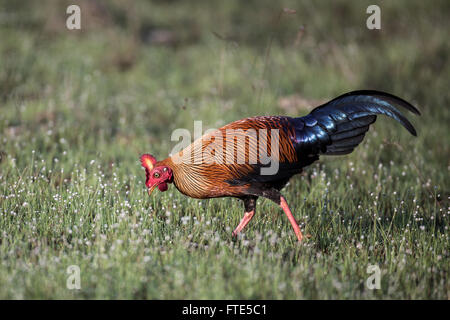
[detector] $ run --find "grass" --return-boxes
[0,0,448,299]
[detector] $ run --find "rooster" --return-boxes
[140,90,420,242]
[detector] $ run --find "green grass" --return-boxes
[0,0,448,299]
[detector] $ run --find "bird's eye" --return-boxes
[163,167,167,172]
[154,172,160,178]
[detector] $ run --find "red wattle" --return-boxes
[158,183,168,191]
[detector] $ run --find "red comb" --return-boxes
[140,154,157,171]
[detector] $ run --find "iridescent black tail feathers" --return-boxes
[289,90,420,157]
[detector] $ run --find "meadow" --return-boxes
[0,0,448,299]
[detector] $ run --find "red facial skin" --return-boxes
[145,166,173,191]
[141,154,173,194]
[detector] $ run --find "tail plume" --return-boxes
[290,90,420,157]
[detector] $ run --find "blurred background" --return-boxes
[1,0,448,161]
[0,0,448,299]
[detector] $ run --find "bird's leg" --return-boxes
[279,195,303,242]
[232,197,257,237]
[261,189,304,242]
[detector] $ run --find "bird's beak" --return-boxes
[147,184,157,196]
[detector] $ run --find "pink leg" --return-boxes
[232,209,255,237]
[232,197,257,237]
[280,196,303,242]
